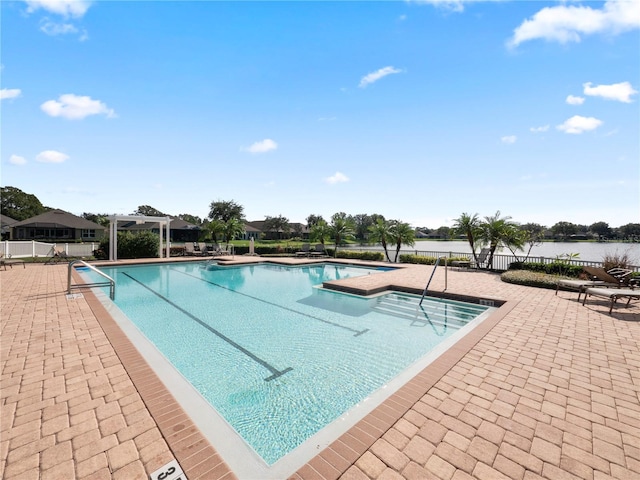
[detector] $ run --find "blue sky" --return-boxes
[2,0,639,228]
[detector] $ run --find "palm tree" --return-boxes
[453,212,481,264]
[222,217,245,247]
[389,221,415,262]
[477,211,520,269]
[368,219,393,262]
[206,219,225,244]
[310,220,331,252]
[329,214,355,258]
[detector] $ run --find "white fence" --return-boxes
[0,241,99,259]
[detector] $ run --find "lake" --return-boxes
[346,241,640,264]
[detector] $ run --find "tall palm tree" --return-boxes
[368,219,393,262]
[206,219,225,244]
[477,211,519,269]
[329,215,355,258]
[453,212,481,264]
[389,221,415,263]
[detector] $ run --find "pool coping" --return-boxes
[74,260,516,479]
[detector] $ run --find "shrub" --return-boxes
[602,250,636,271]
[501,270,565,290]
[98,231,159,259]
[399,255,469,265]
[334,250,384,261]
[509,261,583,278]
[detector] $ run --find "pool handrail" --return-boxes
[419,255,447,306]
[67,260,115,300]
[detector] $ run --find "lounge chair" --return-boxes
[451,248,490,270]
[582,287,640,314]
[309,244,327,258]
[0,253,26,270]
[555,279,616,300]
[45,245,76,265]
[198,243,210,256]
[582,266,637,288]
[184,243,197,256]
[211,244,231,256]
[295,243,311,257]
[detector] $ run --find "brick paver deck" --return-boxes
[1,260,638,480]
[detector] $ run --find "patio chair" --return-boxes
[45,245,76,265]
[555,279,616,300]
[184,243,197,256]
[452,248,490,270]
[0,253,26,270]
[309,244,327,257]
[295,243,311,257]
[582,266,637,288]
[198,243,210,256]
[211,244,231,256]
[582,287,640,314]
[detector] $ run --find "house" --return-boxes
[10,209,106,242]
[1,214,18,240]
[245,220,310,240]
[117,216,200,242]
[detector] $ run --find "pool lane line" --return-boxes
[174,268,369,337]
[120,272,292,382]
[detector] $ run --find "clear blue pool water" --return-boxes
[87,261,490,465]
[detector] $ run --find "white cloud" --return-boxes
[566,95,585,105]
[508,0,640,48]
[583,81,638,103]
[41,94,116,120]
[243,139,278,154]
[1,88,22,100]
[9,155,27,165]
[556,115,603,134]
[325,172,349,185]
[36,150,69,163]
[501,135,517,144]
[408,0,466,13]
[359,66,403,88]
[24,0,92,18]
[530,125,550,133]
[40,19,77,36]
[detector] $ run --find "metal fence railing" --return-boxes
[346,248,640,273]
[1,241,99,259]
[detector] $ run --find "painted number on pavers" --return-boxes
[150,460,187,480]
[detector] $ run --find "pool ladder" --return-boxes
[67,260,115,300]
[419,255,447,306]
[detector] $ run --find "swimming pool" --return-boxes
[85,261,493,476]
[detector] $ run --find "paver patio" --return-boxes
[1,260,639,480]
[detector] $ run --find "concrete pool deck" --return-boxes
[1,258,639,480]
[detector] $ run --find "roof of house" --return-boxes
[0,214,18,227]
[11,209,105,230]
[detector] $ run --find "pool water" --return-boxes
[88,261,490,466]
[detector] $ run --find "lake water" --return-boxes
[347,241,640,264]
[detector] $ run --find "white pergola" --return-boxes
[107,215,172,261]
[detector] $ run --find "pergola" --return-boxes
[107,215,172,261]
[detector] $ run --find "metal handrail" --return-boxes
[419,256,447,306]
[68,260,115,300]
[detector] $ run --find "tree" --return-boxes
[82,212,110,227]
[352,214,375,243]
[209,199,245,222]
[310,220,331,250]
[329,214,355,258]
[589,221,611,240]
[178,214,202,226]
[618,223,640,241]
[205,219,225,243]
[263,215,290,240]
[222,217,245,246]
[368,219,393,262]
[133,205,166,216]
[0,186,48,221]
[453,213,481,264]
[476,211,521,269]
[389,220,415,262]
[551,221,578,240]
[306,214,324,229]
[519,223,546,261]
